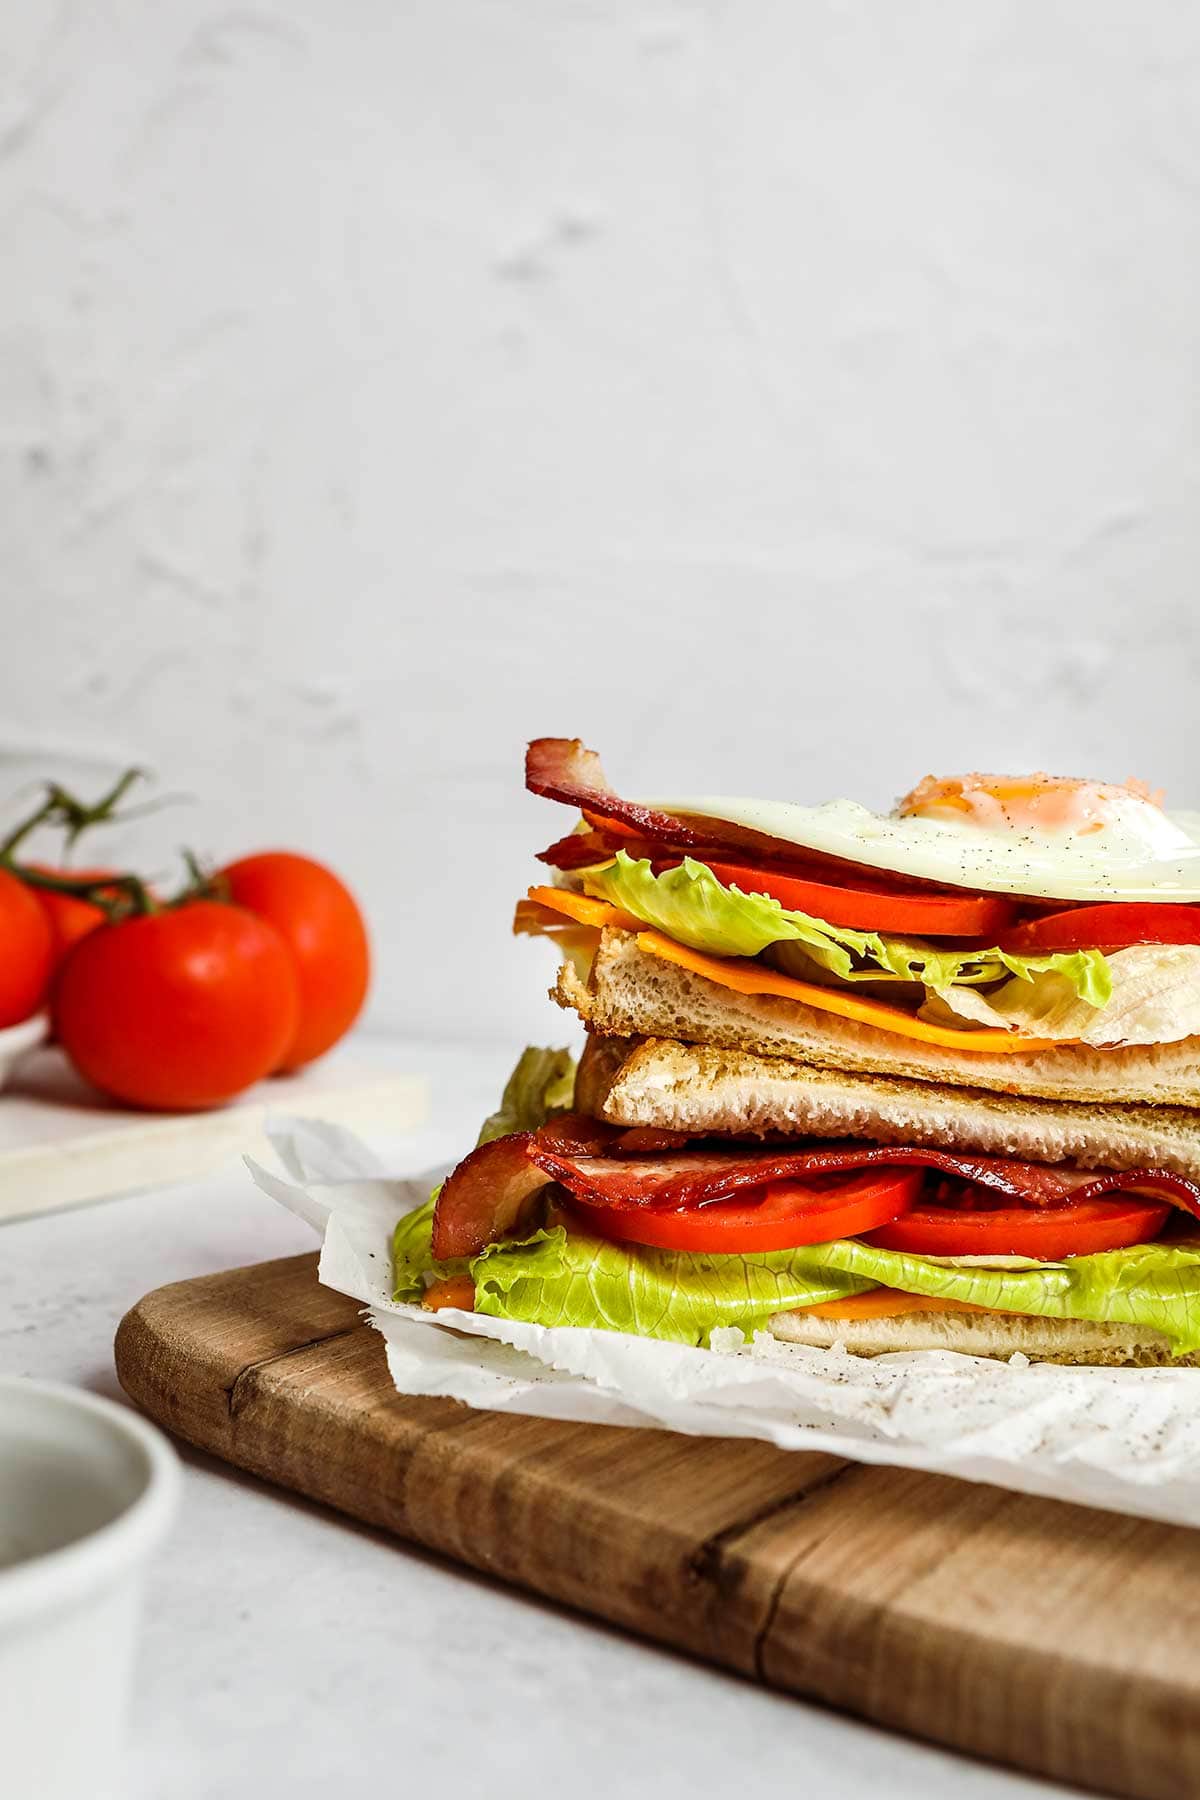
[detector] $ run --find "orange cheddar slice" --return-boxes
[526,885,644,934]
[523,888,1073,1055]
[423,1275,476,1313]
[634,931,1072,1056]
[802,1289,998,1321]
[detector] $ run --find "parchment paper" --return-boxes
[249,1117,1200,1529]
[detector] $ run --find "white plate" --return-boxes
[0,1013,48,1092]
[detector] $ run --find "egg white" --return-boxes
[641,793,1200,902]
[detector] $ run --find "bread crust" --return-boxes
[578,1034,1200,1178]
[767,1308,1200,1365]
[557,929,1200,1107]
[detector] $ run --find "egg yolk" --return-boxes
[897,773,1165,836]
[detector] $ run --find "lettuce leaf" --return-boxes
[925,944,1200,1048]
[393,1045,577,1303]
[584,854,1111,1008]
[392,1201,873,1341]
[393,1194,1200,1353]
[809,1236,1200,1355]
[391,1043,1200,1353]
[393,1194,443,1301]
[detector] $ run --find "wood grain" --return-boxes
[116,1254,1200,1800]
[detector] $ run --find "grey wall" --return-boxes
[3,1,1198,1040]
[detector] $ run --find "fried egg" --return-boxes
[643,772,1200,901]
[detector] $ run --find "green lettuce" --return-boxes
[393,1201,873,1341]
[583,853,1112,1008]
[392,1194,445,1300]
[392,1200,1200,1354]
[394,1045,1200,1354]
[394,1045,577,1303]
[808,1236,1200,1355]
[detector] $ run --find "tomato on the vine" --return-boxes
[222,852,370,1069]
[29,867,115,972]
[0,868,54,1027]
[53,901,299,1110]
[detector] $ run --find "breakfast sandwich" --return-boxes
[395,739,1200,1365]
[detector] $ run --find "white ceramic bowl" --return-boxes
[0,1379,181,1800]
[0,1011,48,1091]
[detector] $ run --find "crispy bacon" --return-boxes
[429,1115,701,1259]
[433,1111,1200,1261]
[526,737,829,864]
[525,739,704,848]
[535,829,626,870]
[526,737,980,894]
[525,1136,1200,1222]
[534,825,732,871]
[608,1126,696,1154]
[430,1134,551,1261]
[530,1112,693,1158]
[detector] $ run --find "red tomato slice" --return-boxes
[701,861,1016,937]
[865,1194,1171,1261]
[999,902,1200,954]
[565,1168,921,1254]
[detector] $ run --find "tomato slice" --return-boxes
[701,861,1016,937]
[565,1168,920,1254]
[865,1194,1171,1260]
[998,902,1200,954]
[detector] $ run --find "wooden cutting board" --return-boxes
[116,1254,1200,1800]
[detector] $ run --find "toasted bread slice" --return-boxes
[557,928,1200,1107]
[767,1308,1198,1365]
[576,1034,1200,1179]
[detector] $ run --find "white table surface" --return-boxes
[0,1035,1089,1800]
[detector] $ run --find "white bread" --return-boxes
[558,929,1200,1107]
[767,1308,1198,1366]
[578,1034,1200,1179]
[573,1032,637,1119]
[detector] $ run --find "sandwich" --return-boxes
[395,739,1200,1365]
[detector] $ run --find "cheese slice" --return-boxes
[526,886,1073,1054]
[801,1289,998,1321]
[526,886,643,933]
[636,930,1071,1055]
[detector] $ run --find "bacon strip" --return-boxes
[433,1119,1200,1262]
[430,1115,697,1259]
[431,1134,550,1261]
[526,737,981,893]
[525,739,712,849]
[527,735,842,866]
[526,1136,1200,1222]
[535,829,626,870]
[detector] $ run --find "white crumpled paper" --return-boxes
[249,1117,1200,1530]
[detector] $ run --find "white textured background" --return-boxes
[3,0,1199,1041]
